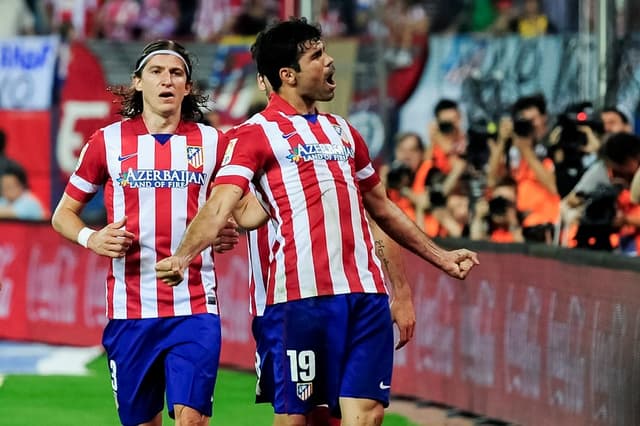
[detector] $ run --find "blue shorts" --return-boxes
[253,293,393,415]
[102,313,221,426]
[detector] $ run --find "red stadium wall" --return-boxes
[0,111,51,213]
[2,222,640,425]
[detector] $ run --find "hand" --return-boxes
[390,294,416,350]
[155,256,187,286]
[88,217,135,258]
[214,218,240,253]
[440,249,479,279]
[497,117,513,143]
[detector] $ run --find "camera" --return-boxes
[467,120,497,169]
[513,117,534,138]
[574,183,622,251]
[555,102,604,151]
[488,196,511,217]
[425,167,447,209]
[438,121,456,134]
[386,161,414,191]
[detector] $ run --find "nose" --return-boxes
[325,53,334,67]
[160,70,173,86]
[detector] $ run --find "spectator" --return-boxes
[0,163,46,221]
[0,129,24,197]
[93,0,140,41]
[231,0,273,37]
[137,0,179,40]
[487,94,559,243]
[509,0,556,37]
[382,0,429,68]
[318,0,346,37]
[192,0,237,42]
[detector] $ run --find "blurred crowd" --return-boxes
[381,95,640,255]
[4,0,637,44]
[2,0,640,257]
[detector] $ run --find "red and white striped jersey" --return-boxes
[65,116,227,319]
[217,93,387,306]
[247,219,274,317]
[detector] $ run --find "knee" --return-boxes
[362,404,384,426]
[273,413,307,426]
[174,404,209,426]
[340,399,384,426]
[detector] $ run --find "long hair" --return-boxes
[109,40,207,122]
[250,17,322,92]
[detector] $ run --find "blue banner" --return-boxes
[0,36,59,110]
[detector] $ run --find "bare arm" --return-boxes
[233,192,270,230]
[51,194,134,258]
[363,182,479,279]
[369,217,415,349]
[516,137,558,195]
[155,184,244,284]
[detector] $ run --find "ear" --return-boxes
[133,76,143,92]
[278,67,296,86]
[185,81,192,96]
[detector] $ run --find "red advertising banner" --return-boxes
[0,111,51,213]
[2,221,640,425]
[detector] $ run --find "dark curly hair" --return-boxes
[250,17,322,93]
[109,40,207,122]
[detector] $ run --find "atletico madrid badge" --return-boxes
[187,146,203,168]
[296,382,313,401]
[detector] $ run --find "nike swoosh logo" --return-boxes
[379,381,391,390]
[282,131,297,139]
[118,153,138,162]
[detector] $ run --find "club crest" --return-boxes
[187,146,203,168]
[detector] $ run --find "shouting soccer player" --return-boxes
[156,18,478,426]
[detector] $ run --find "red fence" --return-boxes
[2,222,640,425]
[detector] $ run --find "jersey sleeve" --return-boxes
[213,123,268,194]
[64,129,108,203]
[348,122,381,193]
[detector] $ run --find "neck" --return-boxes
[141,110,181,133]
[278,89,317,115]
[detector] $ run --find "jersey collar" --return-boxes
[267,92,318,122]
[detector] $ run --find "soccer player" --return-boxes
[156,18,478,426]
[51,40,236,426]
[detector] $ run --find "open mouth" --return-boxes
[159,91,174,99]
[325,73,336,88]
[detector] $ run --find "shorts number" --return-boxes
[109,359,118,391]
[254,352,262,379]
[286,350,316,382]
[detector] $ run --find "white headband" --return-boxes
[135,50,190,76]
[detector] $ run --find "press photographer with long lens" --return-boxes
[548,102,604,198]
[567,133,640,252]
[486,94,559,243]
[560,107,634,249]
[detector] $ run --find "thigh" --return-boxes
[261,297,349,415]
[102,319,165,426]
[165,313,221,419]
[338,293,394,407]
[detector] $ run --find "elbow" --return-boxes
[51,209,62,233]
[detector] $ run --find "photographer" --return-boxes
[566,133,640,253]
[548,103,604,198]
[561,107,634,246]
[470,177,524,243]
[427,99,468,175]
[486,94,559,243]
